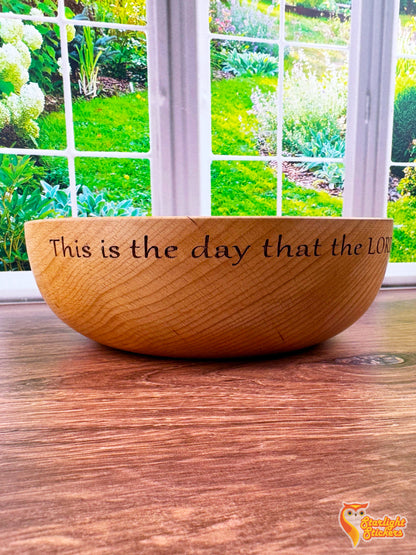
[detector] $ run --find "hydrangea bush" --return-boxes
[0,12,45,143]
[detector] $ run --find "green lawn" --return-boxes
[38,92,149,152]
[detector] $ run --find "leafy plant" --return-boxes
[0,153,44,192]
[251,54,347,157]
[0,155,53,271]
[210,0,278,40]
[76,26,102,97]
[81,0,146,25]
[222,48,279,76]
[41,181,146,217]
[296,130,345,187]
[392,86,416,167]
[100,35,147,87]
[397,141,416,197]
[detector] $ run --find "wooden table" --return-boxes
[1,289,415,554]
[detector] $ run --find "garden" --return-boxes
[0,0,415,270]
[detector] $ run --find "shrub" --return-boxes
[0,12,46,144]
[251,53,347,156]
[397,142,416,196]
[41,181,146,217]
[222,48,279,76]
[296,130,345,187]
[210,0,278,53]
[391,86,416,165]
[0,154,52,271]
[400,0,416,15]
[81,0,146,25]
[100,35,147,87]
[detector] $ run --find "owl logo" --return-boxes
[339,502,369,548]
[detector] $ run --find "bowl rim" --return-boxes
[25,215,394,226]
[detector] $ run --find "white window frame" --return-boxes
[1,0,415,301]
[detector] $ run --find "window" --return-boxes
[0,0,415,301]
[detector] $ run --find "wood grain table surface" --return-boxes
[0,289,416,554]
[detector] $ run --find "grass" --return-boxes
[285,12,350,46]
[38,91,149,152]
[211,75,276,155]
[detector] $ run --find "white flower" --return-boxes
[15,40,31,70]
[0,43,21,71]
[29,8,44,24]
[20,82,45,119]
[0,16,24,44]
[0,44,29,91]
[22,24,43,51]
[0,101,11,129]
[5,93,23,125]
[6,64,29,92]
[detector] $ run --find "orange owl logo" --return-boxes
[339,502,369,548]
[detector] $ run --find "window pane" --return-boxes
[65,0,146,25]
[282,161,343,216]
[211,160,276,215]
[70,29,148,152]
[0,154,69,272]
[210,0,279,39]
[283,47,347,159]
[211,39,278,156]
[285,2,350,46]
[388,166,416,262]
[390,11,416,262]
[75,157,151,215]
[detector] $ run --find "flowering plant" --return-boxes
[0,11,45,143]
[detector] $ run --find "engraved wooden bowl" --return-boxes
[25,216,393,358]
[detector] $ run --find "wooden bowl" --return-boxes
[25,216,393,358]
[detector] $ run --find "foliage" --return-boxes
[0,12,46,143]
[80,0,146,25]
[222,48,278,77]
[285,11,350,45]
[0,175,146,271]
[76,25,102,97]
[400,0,416,16]
[0,154,53,271]
[210,0,278,38]
[392,86,416,165]
[99,35,147,87]
[397,142,416,196]
[0,153,44,192]
[286,0,350,10]
[1,0,55,15]
[251,53,347,188]
[41,181,146,217]
[396,17,416,96]
[296,130,345,187]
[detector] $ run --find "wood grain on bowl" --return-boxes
[24,217,393,358]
